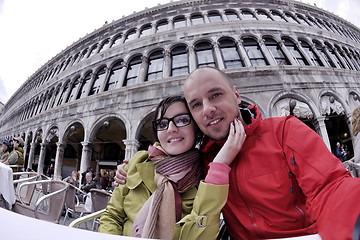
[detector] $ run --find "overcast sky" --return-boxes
[0,0,359,105]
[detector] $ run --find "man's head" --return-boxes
[85,172,92,182]
[184,67,242,141]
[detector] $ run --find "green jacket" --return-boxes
[99,150,228,240]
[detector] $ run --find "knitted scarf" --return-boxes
[131,143,202,239]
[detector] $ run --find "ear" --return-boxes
[233,86,241,105]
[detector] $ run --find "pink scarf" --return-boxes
[131,143,202,239]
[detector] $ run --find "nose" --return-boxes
[203,99,216,117]
[167,120,179,133]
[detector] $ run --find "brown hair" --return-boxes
[352,106,360,136]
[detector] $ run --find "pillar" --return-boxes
[314,116,331,150]
[79,141,93,184]
[37,142,48,175]
[27,142,36,170]
[53,143,66,180]
[122,139,140,160]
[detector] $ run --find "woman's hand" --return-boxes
[112,159,129,187]
[213,118,246,166]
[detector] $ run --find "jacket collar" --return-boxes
[201,105,261,153]
[126,151,157,193]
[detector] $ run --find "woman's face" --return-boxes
[156,101,196,155]
[2,143,7,151]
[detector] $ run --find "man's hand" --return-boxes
[112,159,129,187]
[213,118,246,166]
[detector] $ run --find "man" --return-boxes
[116,67,360,239]
[4,137,24,166]
[81,172,96,193]
[335,142,344,162]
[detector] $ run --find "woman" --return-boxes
[99,96,245,239]
[0,139,11,163]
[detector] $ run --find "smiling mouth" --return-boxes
[168,138,183,143]
[208,118,221,126]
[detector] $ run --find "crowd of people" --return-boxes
[0,137,24,167]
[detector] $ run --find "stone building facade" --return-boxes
[1,0,360,180]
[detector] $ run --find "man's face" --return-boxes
[86,173,92,182]
[184,68,241,140]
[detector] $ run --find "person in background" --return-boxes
[64,171,79,188]
[335,142,344,162]
[99,96,245,239]
[4,137,24,166]
[0,139,11,163]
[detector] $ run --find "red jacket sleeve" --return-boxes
[281,116,360,240]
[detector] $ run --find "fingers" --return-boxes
[114,163,128,185]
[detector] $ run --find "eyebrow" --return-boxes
[188,87,222,106]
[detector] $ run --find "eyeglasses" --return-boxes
[153,114,192,131]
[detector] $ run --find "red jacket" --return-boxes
[201,105,360,240]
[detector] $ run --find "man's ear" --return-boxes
[233,86,241,105]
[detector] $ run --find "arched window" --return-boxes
[171,45,189,76]
[208,12,222,22]
[335,45,353,70]
[50,85,61,108]
[191,14,204,25]
[124,29,137,43]
[78,49,88,62]
[219,39,244,68]
[264,38,290,65]
[225,11,239,21]
[325,43,345,68]
[76,72,92,99]
[111,34,123,47]
[124,56,142,86]
[71,53,79,66]
[195,42,216,67]
[348,49,360,71]
[87,44,98,58]
[314,41,336,68]
[242,38,267,66]
[271,11,286,22]
[98,39,111,52]
[173,16,186,28]
[140,25,152,37]
[256,10,272,21]
[63,58,72,71]
[156,20,168,32]
[344,49,360,71]
[285,13,299,24]
[306,16,318,27]
[66,78,80,103]
[89,67,106,95]
[283,39,309,66]
[147,51,164,81]
[105,61,123,91]
[296,14,311,26]
[300,40,323,66]
[241,10,256,20]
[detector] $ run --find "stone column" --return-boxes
[53,143,66,180]
[296,42,313,66]
[27,142,36,170]
[314,116,331,150]
[151,23,156,34]
[213,42,225,70]
[168,18,173,31]
[259,39,277,66]
[163,50,171,78]
[122,139,140,160]
[311,43,327,67]
[37,142,48,175]
[188,46,197,72]
[117,63,129,87]
[203,12,210,23]
[99,67,111,92]
[279,40,298,65]
[237,40,252,67]
[323,45,341,68]
[79,142,93,184]
[137,56,148,83]
[84,73,95,96]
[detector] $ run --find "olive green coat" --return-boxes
[98,151,228,240]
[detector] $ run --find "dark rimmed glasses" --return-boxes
[153,114,192,131]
